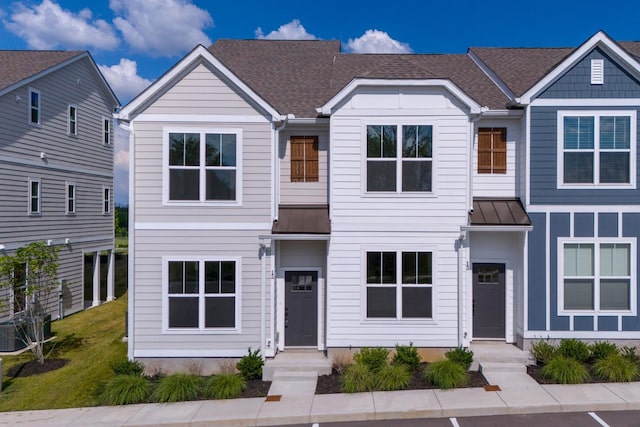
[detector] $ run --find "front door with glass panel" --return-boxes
[284,271,318,346]
[473,263,506,339]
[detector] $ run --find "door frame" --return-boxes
[470,260,512,342]
[276,267,324,350]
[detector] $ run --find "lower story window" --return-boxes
[561,240,634,312]
[166,259,238,330]
[366,250,433,319]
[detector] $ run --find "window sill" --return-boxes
[163,200,242,207]
[361,318,436,325]
[557,183,636,190]
[162,328,240,335]
[559,309,635,316]
[362,192,436,198]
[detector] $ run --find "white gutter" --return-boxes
[461,225,533,232]
[259,238,267,358]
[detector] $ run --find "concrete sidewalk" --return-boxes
[4,370,640,426]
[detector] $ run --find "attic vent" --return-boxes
[591,59,604,85]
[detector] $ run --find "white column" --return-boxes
[92,252,100,307]
[106,250,115,301]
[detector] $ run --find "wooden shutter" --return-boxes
[290,136,319,182]
[478,128,506,174]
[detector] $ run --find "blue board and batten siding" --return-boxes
[527,212,640,332]
[526,47,640,335]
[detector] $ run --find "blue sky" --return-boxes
[1,0,639,204]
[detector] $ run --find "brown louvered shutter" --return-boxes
[478,128,507,174]
[290,136,319,182]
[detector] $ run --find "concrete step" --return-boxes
[263,350,332,381]
[479,362,527,373]
[272,369,319,381]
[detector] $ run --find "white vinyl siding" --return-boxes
[280,128,329,205]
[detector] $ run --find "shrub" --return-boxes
[112,359,145,376]
[236,348,264,380]
[392,343,421,372]
[556,339,590,363]
[101,375,151,405]
[206,373,247,399]
[530,340,557,365]
[154,374,203,403]
[341,363,374,393]
[594,354,639,382]
[445,346,474,370]
[375,364,411,391]
[353,347,390,373]
[331,351,353,375]
[621,346,640,363]
[423,360,468,389]
[589,341,619,362]
[540,356,589,384]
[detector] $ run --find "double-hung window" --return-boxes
[29,88,40,125]
[66,182,76,214]
[28,178,41,215]
[68,105,78,135]
[560,239,635,313]
[167,130,240,203]
[365,250,433,319]
[102,186,111,214]
[366,124,433,193]
[559,111,636,187]
[166,259,239,331]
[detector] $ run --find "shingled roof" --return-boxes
[209,39,510,117]
[0,50,85,93]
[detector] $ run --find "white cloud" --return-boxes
[3,0,118,50]
[114,126,129,205]
[345,30,412,54]
[99,59,152,104]
[255,19,317,40]
[110,0,212,57]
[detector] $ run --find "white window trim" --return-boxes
[68,104,78,136]
[557,237,637,316]
[161,256,242,334]
[103,117,111,145]
[360,246,438,323]
[361,122,438,197]
[28,88,40,126]
[162,127,243,206]
[66,182,76,215]
[102,185,111,215]
[28,178,41,215]
[557,110,637,189]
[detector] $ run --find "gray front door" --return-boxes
[473,263,506,339]
[285,271,318,346]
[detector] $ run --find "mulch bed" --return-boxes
[316,363,489,394]
[527,364,630,385]
[6,358,69,378]
[240,379,272,398]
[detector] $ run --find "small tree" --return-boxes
[0,241,59,363]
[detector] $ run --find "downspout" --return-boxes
[116,117,135,360]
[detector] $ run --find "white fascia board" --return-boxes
[479,109,524,117]
[258,234,331,241]
[317,78,483,115]
[519,31,640,105]
[117,45,283,122]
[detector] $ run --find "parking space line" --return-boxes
[449,417,460,427]
[588,412,610,427]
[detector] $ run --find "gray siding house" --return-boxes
[0,51,119,348]
[118,31,640,373]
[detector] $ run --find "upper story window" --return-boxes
[365,250,433,319]
[478,128,507,174]
[29,88,40,125]
[103,117,111,145]
[66,182,76,214]
[102,186,111,214]
[559,239,636,314]
[166,130,241,204]
[366,124,433,193]
[68,105,78,135]
[558,111,636,188]
[28,178,41,215]
[165,258,239,331]
[290,136,318,182]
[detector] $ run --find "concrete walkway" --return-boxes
[4,345,640,426]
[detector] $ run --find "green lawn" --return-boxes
[0,295,128,411]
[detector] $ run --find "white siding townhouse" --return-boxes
[117,31,640,372]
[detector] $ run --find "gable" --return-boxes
[142,61,267,117]
[537,47,640,100]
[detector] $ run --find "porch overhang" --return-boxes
[270,205,331,236]
[465,198,532,232]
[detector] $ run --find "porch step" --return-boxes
[470,342,535,367]
[263,350,332,381]
[479,362,526,373]
[272,369,319,381]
